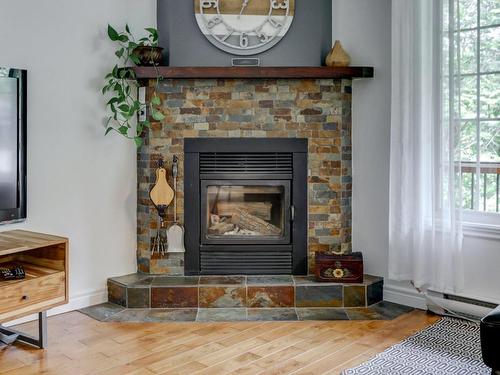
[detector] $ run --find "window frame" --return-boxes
[452,0,500,231]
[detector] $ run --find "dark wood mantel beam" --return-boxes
[132,66,374,80]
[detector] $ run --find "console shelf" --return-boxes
[0,262,61,286]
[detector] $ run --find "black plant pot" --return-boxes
[132,46,164,67]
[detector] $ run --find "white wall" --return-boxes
[0,0,156,316]
[333,0,500,306]
[460,235,500,303]
[332,0,392,280]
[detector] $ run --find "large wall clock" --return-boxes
[195,0,295,56]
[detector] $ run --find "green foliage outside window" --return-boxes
[452,0,500,212]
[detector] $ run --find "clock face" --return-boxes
[195,0,295,56]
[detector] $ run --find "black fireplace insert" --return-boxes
[184,138,308,275]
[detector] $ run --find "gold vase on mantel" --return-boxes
[325,40,351,67]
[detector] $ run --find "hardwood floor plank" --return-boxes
[0,357,25,374]
[291,343,373,375]
[0,310,440,375]
[326,347,382,375]
[253,345,304,370]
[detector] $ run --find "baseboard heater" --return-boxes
[426,290,498,320]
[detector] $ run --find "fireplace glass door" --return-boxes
[201,180,291,245]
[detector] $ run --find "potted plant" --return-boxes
[102,25,165,147]
[131,27,164,67]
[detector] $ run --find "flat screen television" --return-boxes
[0,68,27,224]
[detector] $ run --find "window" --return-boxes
[449,0,500,214]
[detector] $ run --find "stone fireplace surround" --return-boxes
[137,76,354,276]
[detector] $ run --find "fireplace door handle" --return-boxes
[290,205,295,222]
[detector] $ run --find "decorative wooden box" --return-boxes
[315,252,364,283]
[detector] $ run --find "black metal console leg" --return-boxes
[0,311,47,349]
[37,312,48,348]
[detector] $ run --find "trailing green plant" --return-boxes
[102,24,165,148]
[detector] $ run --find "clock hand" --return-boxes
[237,0,250,19]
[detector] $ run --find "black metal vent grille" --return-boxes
[200,153,293,175]
[200,251,292,275]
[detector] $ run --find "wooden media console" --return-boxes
[0,230,68,348]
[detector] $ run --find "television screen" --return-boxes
[0,68,27,224]
[0,77,18,210]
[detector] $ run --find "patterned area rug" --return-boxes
[343,317,490,375]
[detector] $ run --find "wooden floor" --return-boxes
[0,310,439,375]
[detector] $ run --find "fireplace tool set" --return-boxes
[149,156,185,255]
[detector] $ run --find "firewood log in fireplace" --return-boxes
[208,222,235,235]
[231,208,282,236]
[216,202,272,220]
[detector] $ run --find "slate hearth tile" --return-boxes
[247,286,295,308]
[293,275,383,287]
[199,286,246,308]
[345,308,384,320]
[247,308,298,321]
[106,309,149,322]
[293,276,320,285]
[199,276,246,285]
[296,308,349,321]
[137,258,150,274]
[79,302,125,322]
[109,273,150,286]
[343,285,366,307]
[296,285,342,307]
[363,275,384,285]
[247,276,293,285]
[127,287,150,308]
[151,276,199,286]
[151,287,198,308]
[145,309,197,322]
[196,308,247,322]
[129,277,153,287]
[370,301,414,320]
[367,280,384,306]
[107,281,127,307]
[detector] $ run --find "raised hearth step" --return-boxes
[106,274,384,310]
[80,301,413,323]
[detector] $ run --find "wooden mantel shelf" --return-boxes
[133,66,374,80]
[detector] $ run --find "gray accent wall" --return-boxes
[157,0,332,67]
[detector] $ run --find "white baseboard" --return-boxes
[384,283,427,310]
[3,289,107,327]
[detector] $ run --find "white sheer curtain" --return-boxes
[389,0,464,294]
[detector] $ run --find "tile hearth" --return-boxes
[107,274,383,309]
[80,274,413,322]
[81,302,413,322]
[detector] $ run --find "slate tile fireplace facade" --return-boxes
[183,138,307,275]
[137,77,353,275]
